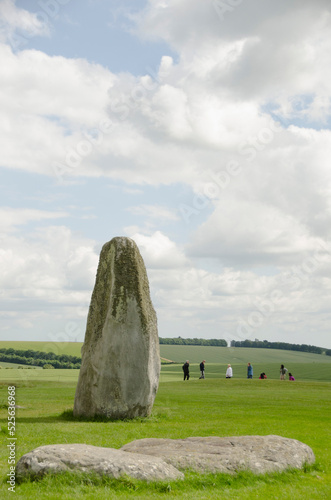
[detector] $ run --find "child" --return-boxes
[289,373,295,381]
[280,364,288,380]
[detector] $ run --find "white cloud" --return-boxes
[0,223,98,295]
[0,0,50,47]
[0,207,68,232]
[0,43,114,177]
[187,196,329,268]
[1,1,331,348]
[0,208,99,339]
[129,231,188,268]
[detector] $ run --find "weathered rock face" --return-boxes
[16,436,315,483]
[16,444,183,482]
[121,435,315,474]
[73,237,160,419]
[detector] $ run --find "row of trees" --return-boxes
[0,348,81,369]
[159,337,228,346]
[0,348,81,364]
[230,339,330,355]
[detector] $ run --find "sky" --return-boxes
[1,0,331,349]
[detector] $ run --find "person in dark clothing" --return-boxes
[182,360,190,380]
[199,360,206,379]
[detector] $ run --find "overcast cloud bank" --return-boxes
[1,0,331,348]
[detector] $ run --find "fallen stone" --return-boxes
[121,435,315,474]
[16,444,184,482]
[73,236,160,419]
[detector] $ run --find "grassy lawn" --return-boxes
[0,366,330,499]
[160,362,331,382]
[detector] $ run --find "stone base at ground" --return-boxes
[16,436,315,483]
[15,444,183,482]
[121,435,315,474]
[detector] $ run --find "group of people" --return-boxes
[182,360,295,380]
[183,360,204,380]
[183,360,230,380]
[247,363,295,380]
[280,364,295,380]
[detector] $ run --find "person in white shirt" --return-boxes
[226,364,233,378]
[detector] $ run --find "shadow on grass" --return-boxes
[59,409,169,424]
[0,409,169,425]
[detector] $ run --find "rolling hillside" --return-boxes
[158,345,331,364]
[0,341,330,381]
[0,341,330,365]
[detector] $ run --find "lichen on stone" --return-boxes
[73,236,160,419]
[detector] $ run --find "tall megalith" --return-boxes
[73,237,160,419]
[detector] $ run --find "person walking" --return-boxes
[226,364,233,378]
[199,360,206,379]
[280,364,288,380]
[247,362,253,379]
[182,360,190,380]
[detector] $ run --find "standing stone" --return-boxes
[73,237,160,419]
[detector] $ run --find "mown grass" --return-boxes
[1,360,330,386]
[0,370,330,499]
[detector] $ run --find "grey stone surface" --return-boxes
[121,435,315,474]
[16,444,183,482]
[73,237,160,419]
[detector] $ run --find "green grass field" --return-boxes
[0,362,41,369]
[0,358,330,499]
[1,340,330,365]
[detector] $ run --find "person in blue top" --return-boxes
[247,362,253,379]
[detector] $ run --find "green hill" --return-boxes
[0,340,330,381]
[0,340,83,357]
[0,341,330,365]
[159,344,331,364]
[0,341,331,374]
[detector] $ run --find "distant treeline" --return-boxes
[1,339,330,369]
[0,348,81,369]
[159,337,228,346]
[230,339,331,356]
